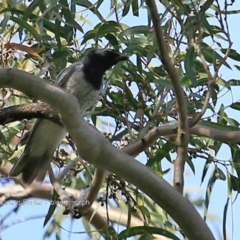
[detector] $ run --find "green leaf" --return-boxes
[228,79,240,86]
[201,17,214,38]
[81,29,97,45]
[5,7,65,38]
[132,0,139,16]
[228,143,240,178]
[199,0,214,18]
[82,21,120,45]
[10,16,41,42]
[120,26,150,38]
[60,0,83,34]
[52,49,72,61]
[235,65,240,71]
[201,160,211,184]
[223,198,229,240]
[125,44,148,56]
[215,167,226,181]
[55,18,62,48]
[221,48,240,61]
[230,174,240,192]
[122,2,130,17]
[18,0,42,39]
[147,142,173,167]
[22,0,40,22]
[216,78,230,90]
[138,205,151,224]
[39,0,49,19]
[105,33,119,48]
[190,137,208,150]
[152,79,173,88]
[118,226,180,240]
[0,11,10,34]
[43,190,58,227]
[136,54,142,74]
[230,102,240,111]
[73,0,105,22]
[186,155,195,174]
[96,0,104,9]
[181,76,192,87]
[223,174,231,240]
[112,81,138,109]
[184,47,197,86]
[201,42,231,70]
[97,21,121,36]
[0,131,7,145]
[147,45,157,62]
[204,168,217,220]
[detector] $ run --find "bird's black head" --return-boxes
[84,49,128,70]
[82,49,128,90]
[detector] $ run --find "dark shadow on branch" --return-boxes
[0,102,60,125]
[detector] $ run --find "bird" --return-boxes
[9,49,128,184]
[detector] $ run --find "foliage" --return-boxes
[0,0,240,239]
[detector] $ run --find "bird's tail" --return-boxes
[9,119,66,185]
[9,150,51,184]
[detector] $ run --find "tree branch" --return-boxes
[0,68,215,240]
[145,0,189,193]
[1,103,239,153]
[0,102,60,125]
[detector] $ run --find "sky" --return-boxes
[1,1,240,240]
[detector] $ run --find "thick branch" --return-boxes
[2,103,240,145]
[0,68,215,240]
[0,102,60,125]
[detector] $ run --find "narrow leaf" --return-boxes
[120,26,150,38]
[43,190,58,227]
[230,102,240,111]
[223,198,229,240]
[118,226,180,240]
[204,168,217,220]
[132,0,139,16]
[221,48,240,61]
[184,47,197,86]
[10,16,41,42]
[199,0,214,18]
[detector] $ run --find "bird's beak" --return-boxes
[116,54,129,62]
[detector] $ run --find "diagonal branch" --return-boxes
[0,67,215,240]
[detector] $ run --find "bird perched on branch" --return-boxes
[9,49,128,184]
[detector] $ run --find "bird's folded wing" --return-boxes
[9,119,66,183]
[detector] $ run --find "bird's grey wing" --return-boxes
[10,61,82,184]
[54,62,82,87]
[9,119,66,184]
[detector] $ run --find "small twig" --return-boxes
[73,168,105,214]
[137,87,169,140]
[0,88,12,107]
[48,165,75,215]
[56,158,80,181]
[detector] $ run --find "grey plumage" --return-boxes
[9,49,128,184]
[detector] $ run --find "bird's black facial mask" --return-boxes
[81,49,128,90]
[83,49,128,71]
